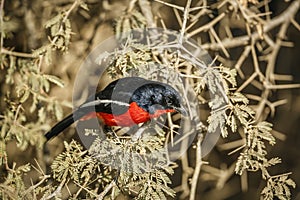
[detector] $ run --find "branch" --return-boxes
[179,0,192,44]
[202,0,300,50]
[23,174,51,197]
[0,0,4,53]
[189,134,203,200]
[154,0,184,11]
[97,180,116,200]
[187,13,226,38]
[42,178,67,200]
[1,48,38,58]
[138,0,156,28]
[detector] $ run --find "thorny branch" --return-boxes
[154,0,299,199]
[189,134,203,200]
[179,0,192,44]
[138,0,156,28]
[42,178,67,200]
[97,180,116,200]
[0,0,4,54]
[202,1,300,50]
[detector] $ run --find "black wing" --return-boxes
[78,77,152,115]
[45,77,153,141]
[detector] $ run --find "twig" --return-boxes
[173,7,183,27]
[250,42,264,80]
[42,178,67,200]
[179,0,192,44]
[131,125,147,141]
[138,0,156,28]
[190,0,208,22]
[241,170,248,192]
[97,180,116,200]
[272,74,293,81]
[235,46,251,79]
[0,0,4,54]
[166,112,180,146]
[73,181,99,198]
[228,144,246,156]
[0,184,17,199]
[178,115,194,199]
[179,151,193,199]
[74,178,89,198]
[218,139,245,151]
[237,72,257,92]
[1,48,38,58]
[128,0,138,12]
[63,0,79,23]
[209,26,229,57]
[253,11,299,119]
[50,0,79,45]
[264,83,300,90]
[154,0,184,11]
[245,93,288,117]
[216,162,236,189]
[202,0,300,50]
[270,172,292,179]
[291,18,300,31]
[22,174,50,197]
[255,89,269,121]
[187,13,226,38]
[271,129,286,141]
[265,21,289,82]
[189,134,203,200]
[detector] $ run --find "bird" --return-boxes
[45,76,185,141]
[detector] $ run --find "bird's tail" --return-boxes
[45,113,75,141]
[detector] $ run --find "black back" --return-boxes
[45,76,182,141]
[78,77,152,115]
[78,77,181,115]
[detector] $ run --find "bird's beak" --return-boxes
[174,106,188,116]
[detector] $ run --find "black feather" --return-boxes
[45,113,75,140]
[45,77,182,141]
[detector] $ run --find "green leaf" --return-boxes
[54,101,63,120]
[230,92,249,104]
[43,74,64,88]
[45,14,62,29]
[266,157,281,167]
[286,178,296,188]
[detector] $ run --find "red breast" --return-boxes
[80,102,175,126]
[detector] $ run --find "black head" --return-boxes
[131,82,185,115]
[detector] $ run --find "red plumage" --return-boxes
[81,102,175,126]
[45,77,183,141]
